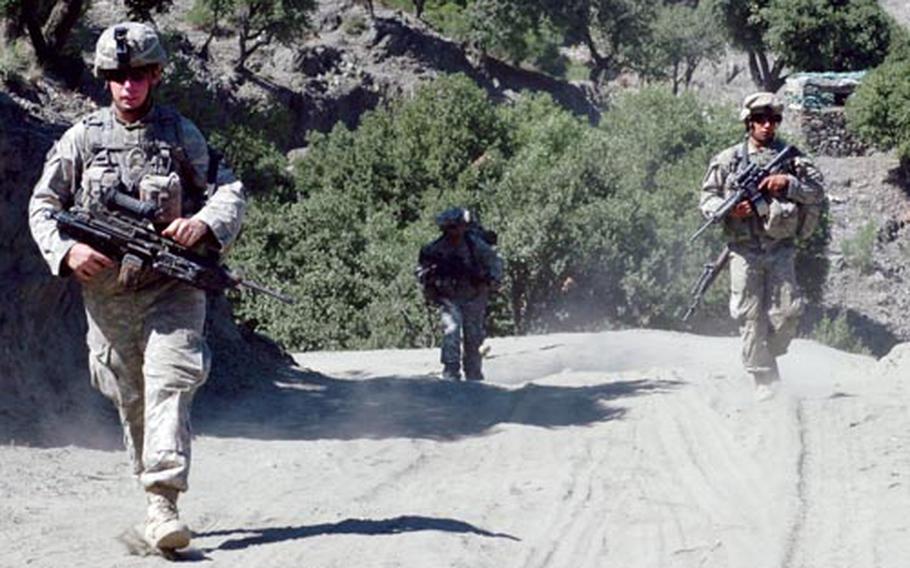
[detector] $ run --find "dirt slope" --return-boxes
[3,330,909,568]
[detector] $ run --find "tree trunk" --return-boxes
[20,2,51,64]
[747,49,786,92]
[671,61,681,95]
[581,28,612,87]
[362,0,374,19]
[43,0,83,55]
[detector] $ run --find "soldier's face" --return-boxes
[107,66,161,119]
[445,224,467,242]
[748,113,781,146]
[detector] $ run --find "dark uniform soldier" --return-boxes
[28,22,246,551]
[417,208,503,381]
[700,92,825,400]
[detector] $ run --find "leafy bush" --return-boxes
[209,125,293,198]
[0,37,34,83]
[229,76,750,351]
[763,0,894,72]
[841,220,877,274]
[231,75,504,350]
[846,46,910,170]
[812,313,871,355]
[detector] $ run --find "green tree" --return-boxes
[187,0,232,59]
[230,75,506,349]
[469,0,656,84]
[845,46,910,174]
[0,0,172,72]
[190,0,315,71]
[712,0,785,91]
[124,0,174,20]
[229,76,742,350]
[763,0,893,72]
[640,2,725,93]
[714,0,897,91]
[1,0,86,69]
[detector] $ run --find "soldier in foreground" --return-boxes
[28,22,246,551]
[417,208,503,381]
[699,92,824,400]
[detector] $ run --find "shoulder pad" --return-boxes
[711,145,740,168]
[155,104,181,124]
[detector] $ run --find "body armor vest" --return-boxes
[78,105,206,221]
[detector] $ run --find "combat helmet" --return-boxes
[435,207,471,230]
[739,91,784,122]
[94,22,167,77]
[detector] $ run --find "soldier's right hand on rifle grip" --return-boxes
[65,242,114,284]
[759,173,789,196]
[162,217,210,247]
[730,201,753,219]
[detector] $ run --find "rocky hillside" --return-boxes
[817,152,910,352]
[87,0,599,150]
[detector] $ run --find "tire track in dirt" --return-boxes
[782,401,808,568]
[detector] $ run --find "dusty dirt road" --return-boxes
[2,330,909,568]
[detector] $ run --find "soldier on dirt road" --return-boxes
[417,207,503,382]
[700,92,825,400]
[29,22,246,552]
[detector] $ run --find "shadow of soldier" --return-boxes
[196,515,520,554]
[195,367,678,442]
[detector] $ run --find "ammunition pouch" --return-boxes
[763,199,800,240]
[139,172,182,224]
[796,201,822,241]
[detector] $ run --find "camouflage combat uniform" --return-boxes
[418,210,503,381]
[28,97,245,493]
[700,138,824,382]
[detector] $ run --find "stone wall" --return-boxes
[783,72,868,158]
[797,107,868,157]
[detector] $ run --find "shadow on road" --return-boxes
[197,515,520,553]
[196,367,677,442]
[3,362,677,448]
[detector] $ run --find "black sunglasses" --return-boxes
[104,66,153,84]
[751,114,782,125]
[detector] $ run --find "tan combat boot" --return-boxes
[144,486,191,550]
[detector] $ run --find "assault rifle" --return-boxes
[52,205,295,304]
[682,246,731,322]
[689,144,801,243]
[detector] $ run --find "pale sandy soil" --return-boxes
[2,330,910,568]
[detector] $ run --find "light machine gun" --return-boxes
[689,144,801,243]
[52,198,295,304]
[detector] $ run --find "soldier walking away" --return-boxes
[28,22,246,552]
[699,92,824,401]
[417,208,503,381]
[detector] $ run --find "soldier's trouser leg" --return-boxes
[460,295,488,381]
[139,282,209,491]
[439,299,463,377]
[85,293,146,475]
[729,249,776,379]
[84,278,208,492]
[765,246,803,358]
